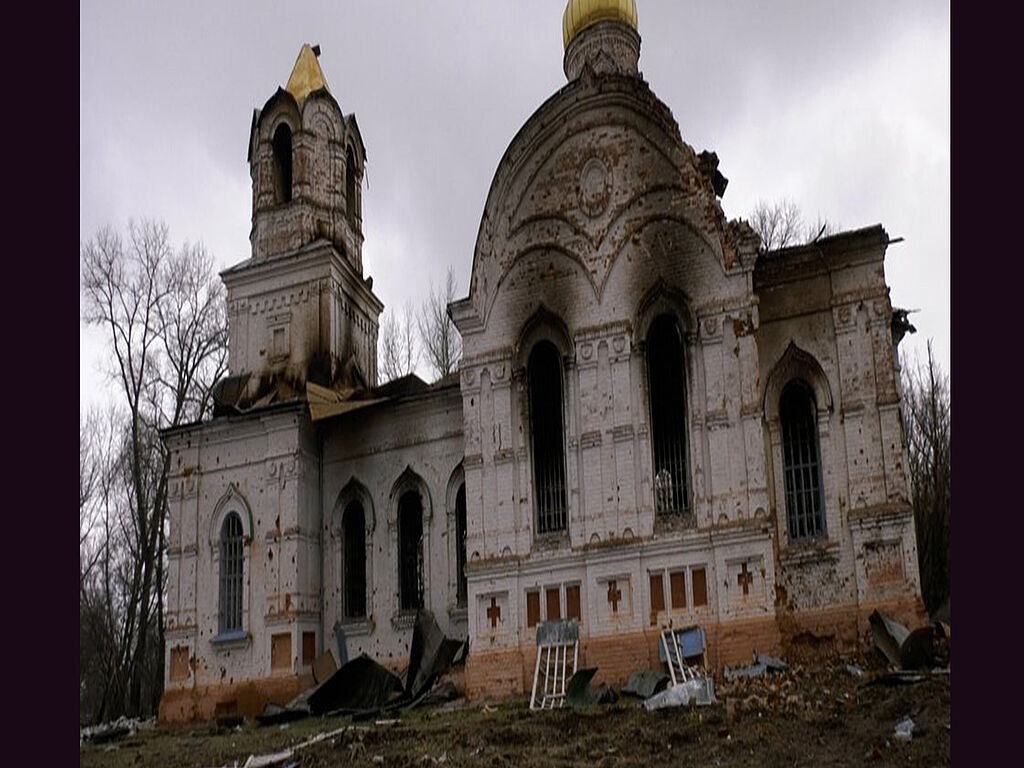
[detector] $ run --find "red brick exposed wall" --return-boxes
[159,674,312,723]
[705,617,783,671]
[465,648,529,701]
[162,597,926,718]
[463,595,925,701]
[465,617,784,701]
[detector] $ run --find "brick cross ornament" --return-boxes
[737,562,754,595]
[607,580,621,612]
[487,596,501,627]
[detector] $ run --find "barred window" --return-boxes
[455,483,468,608]
[647,315,690,516]
[780,379,825,539]
[218,513,244,634]
[398,491,424,611]
[272,124,293,204]
[343,501,367,619]
[528,341,567,534]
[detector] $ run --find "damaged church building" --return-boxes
[159,0,924,722]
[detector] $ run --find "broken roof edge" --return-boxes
[752,224,895,286]
[159,399,306,439]
[308,372,461,423]
[759,223,891,261]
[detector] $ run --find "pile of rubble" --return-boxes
[259,609,467,725]
[717,654,832,719]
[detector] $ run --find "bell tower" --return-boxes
[248,43,366,270]
[221,44,383,402]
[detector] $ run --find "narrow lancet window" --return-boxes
[272,123,293,203]
[218,513,244,633]
[343,501,367,618]
[455,483,467,607]
[529,341,567,534]
[780,379,826,539]
[398,491,424,610]
[647,315,690,516]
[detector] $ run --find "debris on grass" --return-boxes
[893,716,915,742]
[724,652,789,682]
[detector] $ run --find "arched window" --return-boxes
[529,341,567,534]
[272,124,293,204]
[343,501,366,619]
[780,379,825,540]
[646,315,690,516]
[346,146,357,228]
[398,491,424,610]
[455,483,467,607]
[218,512,244,633]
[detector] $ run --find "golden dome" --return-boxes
[562,0,638,49]
[286,43,330,106]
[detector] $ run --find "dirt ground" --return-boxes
[80,661,950,768]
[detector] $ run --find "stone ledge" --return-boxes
[849,502,912,526]
[779,538,840,567]
[210,630,251,652]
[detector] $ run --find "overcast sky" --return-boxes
[80,0,949,410]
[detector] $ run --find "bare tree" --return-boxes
[154,241,228,424]
[901,341,950,616]
[80,219,227,722]
[749,199,841,251]
[80,407,116,592]
[418,267,462,381]
[378,300,418,383]
[80,403,131,723]
[750,199,804,251]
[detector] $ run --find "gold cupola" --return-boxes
[285,43,330,107]
[562,0,641,81]
[562,0,638,50]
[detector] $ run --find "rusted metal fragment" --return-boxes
[406,609,467,701]
[869,610,910,666]
[622,669,670,699]
[565,667,600,707]
[724,652,788,682]
[307,655,404,715]
[900,621,950,670]
[312,649,338,685]
[643,677,716,710]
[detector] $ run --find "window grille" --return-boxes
[455,483,468,608]
[780,380,825,539]
[646,316,690,516]
[398,491,424,610]
[528,342,568,534]
[218,513,244,633]
[343,501,366,618]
